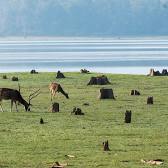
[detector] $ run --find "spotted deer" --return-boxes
[0,87,40,112]
[49,82,69,101]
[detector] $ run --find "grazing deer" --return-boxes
[0,87,40,112]
[49,82,69,101]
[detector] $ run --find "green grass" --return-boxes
[0,72,167,168]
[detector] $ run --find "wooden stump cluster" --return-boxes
[147,96,153,104]
[103,140,110,151]
[11,76,19,81]
[130,90,140,95]
[87,75,110,85]
[147,68,168,76]
[80,69,89,74]
[30,69,38,74]
[72,107,84,115]
[99,88,115,99]
[51,102,59,112]
[125,110,132,123]
[56,71,65,78]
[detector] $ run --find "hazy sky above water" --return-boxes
[0,0,168,37]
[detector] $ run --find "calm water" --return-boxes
[0,37,168,74]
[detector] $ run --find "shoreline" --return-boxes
[0,66,167,75]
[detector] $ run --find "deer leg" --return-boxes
[51,91,56,102]
[11,100,13,112]
[0,103,4,112]
[14,101,18,112]
[50,92,53,102]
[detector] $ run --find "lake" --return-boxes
[0,37,168,74]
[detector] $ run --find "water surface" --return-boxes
[0,37,167,74]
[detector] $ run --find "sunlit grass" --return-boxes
[0,72,167,168]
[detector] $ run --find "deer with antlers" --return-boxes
[49,82,69,101]
[0,86,40,112]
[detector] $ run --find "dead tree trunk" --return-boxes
[103,140,110,151]
[99,88,115,99]
[51,102,59,112]
[147,96,153,104]
[125,110,132,123]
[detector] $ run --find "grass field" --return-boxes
[0,72,167,168]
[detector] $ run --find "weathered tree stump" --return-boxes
[80,69,89,73]
[51,102,59,112]
[125,110,132,123]
[40,118,44,124]
[103,140,110,151]
[71,107,84,115]
[2,75,7,79]
[130,90,140,95]
[99,88,115,99]
[56,71,65,78]
[11,76,19,81]
[30,69,38,74]
[87,75,110,85]
[147,96,153,104]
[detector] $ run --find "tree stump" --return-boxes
[2,75,7,79]
[56,71,65,78]
[40,118,44,124]
[162,69,168,75]
[147,96,153,104]
[103,140,110,151]
[125,110,132,123]
[51,102,59,112]
[87,75,110,85]
[30,69,38,74]
[99,88,115,99]
[130,90,140,95]
[11,76,19,81]
[80,69,89,73]
[71,107,84,115]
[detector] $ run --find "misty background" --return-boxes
[0,0,168,37]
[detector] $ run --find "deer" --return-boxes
[49,82,69,101]
[0,87,40,112]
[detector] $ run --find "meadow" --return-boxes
[0,72,167,168]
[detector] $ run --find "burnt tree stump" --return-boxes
[147,96,153,104]
[2,75,7,79]
[125,110,132,123]
[130,90,140,95]
[40,118,44,124]
[72,107,84,115]
[56,71,65,78]
[87,75,110,85]
[162,69,168,75]
[80,69,90,73]
[103,140,110,151]
[99,88,115,99]
[51,102,59,112]
[30,69,38,74]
